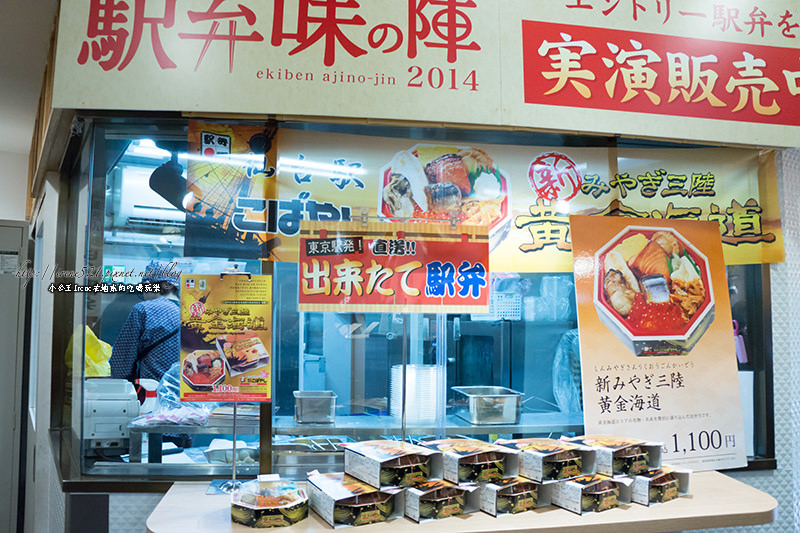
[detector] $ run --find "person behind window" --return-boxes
[110,260,180,383]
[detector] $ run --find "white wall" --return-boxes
[0,150,29,221]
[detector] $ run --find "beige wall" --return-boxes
[0,150,29,221]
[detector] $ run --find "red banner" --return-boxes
[298,221,489,313]
[523,20,800,126]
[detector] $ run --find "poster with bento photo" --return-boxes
[570,215,746,471]
[179,273,272,402]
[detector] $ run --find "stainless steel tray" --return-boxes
[293,390,337,423]
[452,386,522,425]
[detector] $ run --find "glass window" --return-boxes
[60,118,774,481]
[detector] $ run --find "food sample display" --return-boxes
[495,438,595,482]
[217,331,270,376]
[306,472,402,528]
[631,467,691,506]
[181,349,225,391]
[405,480,480,522]
[565,435,661,477]
[343,440,439,488]
[230,478,308,528]
[552,474,631,515]
[480,478,549,516]
[594,226,714,356]
[421,438,518,483]
[379,145,510,248]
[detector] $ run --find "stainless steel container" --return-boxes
[452,386,522,425]
[294,390,337,423]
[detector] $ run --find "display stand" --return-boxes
[217,266,251,494]
[146,471,776,533]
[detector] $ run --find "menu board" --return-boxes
[179,274,271,402]
[570,215,746,471]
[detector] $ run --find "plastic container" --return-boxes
[293,391,336,424]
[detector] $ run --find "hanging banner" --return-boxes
[298,221,489,313]
[55,0,800,147]
[570,215,746,471]
[184,121,278,260]
[179,273,272,402]
[271,129,783,271]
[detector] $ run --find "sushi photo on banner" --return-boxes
[183,121,279,260]
[570,215,746,471]
[179,273,272,402]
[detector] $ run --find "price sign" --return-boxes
[570,215,747,471]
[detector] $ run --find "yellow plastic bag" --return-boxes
[66,325,112,377]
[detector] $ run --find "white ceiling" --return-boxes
[0,0,59,156]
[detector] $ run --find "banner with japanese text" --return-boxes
[298,220,489,313]
[179,273,272,402]
[265,129,782,270]
[54,0,800,147]
[570,215,746,471]
[184,121,278,259]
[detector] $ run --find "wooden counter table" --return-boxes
[146,470,776,532]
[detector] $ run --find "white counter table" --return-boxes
[146,470,776,532]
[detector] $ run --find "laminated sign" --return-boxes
[179,274,272,402]
[570,215,746,471]
[298,221,489,313]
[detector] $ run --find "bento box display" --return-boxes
[230,477,307,528]
[306,472,403,528]
[631,467,691,506]
[405,480,480,522]
[480,477,552,516]
[343,440,441,488]
[594,226,714,356]
[421,438,518,484]
[565,435,661,477]
[495,438,595,482]
[181,349,225,391]
[216,331,270,376]
[552,474,632,515]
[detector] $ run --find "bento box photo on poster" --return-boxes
[378,144,511,251]
[593,226,714,356]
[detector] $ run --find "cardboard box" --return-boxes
[306,472,403,528]
[564,435,661,476]
[405,480,480,523]
[496,438,596,482]
[344,440,442,488]
[480,477,552,516]
[421,438,519,483]
[552,474,633,515]
[631,467,691,505]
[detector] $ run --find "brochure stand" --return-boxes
[217,265,252,494]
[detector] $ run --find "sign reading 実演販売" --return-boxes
[53,0,800,147]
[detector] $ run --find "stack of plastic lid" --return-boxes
[390,364,442,425]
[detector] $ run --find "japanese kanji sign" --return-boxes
[179,273,272,402]
[298,220,490,313]
[269,129,782,271]
[570,215,746,471]
[54,0,800,147]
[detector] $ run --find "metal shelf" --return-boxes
[129,411,583,439]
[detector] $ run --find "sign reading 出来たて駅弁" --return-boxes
[53,0,800,147]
